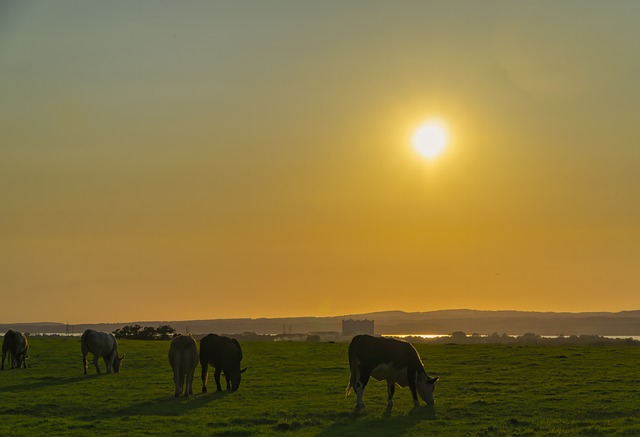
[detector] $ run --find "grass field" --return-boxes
[1,337,639,436]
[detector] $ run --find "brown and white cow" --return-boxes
[168,335,198,397]
[1,330,29,370]
[346,334,438,409]
[81,329,124,374]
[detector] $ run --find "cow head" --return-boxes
[229,367,248,391]
[13,352,29,369]
[416,373,439,406]
[113,355,125,373]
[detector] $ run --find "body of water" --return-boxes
[28,333,83,337]
[383,334,640,341]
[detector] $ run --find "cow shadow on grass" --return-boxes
[1,374,98,392]
[108,390,231,418]
[316,406,437,437]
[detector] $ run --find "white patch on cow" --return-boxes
[370,363,409,387]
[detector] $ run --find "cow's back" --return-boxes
[200,334,240,367]
[169,335,198,370]
[82,329,116,356]
[349,335,422,370]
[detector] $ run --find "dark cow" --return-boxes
[81,329,124,374]
[2,330,29,370]
[169,335,198,397]
[346,334,438,409]
[199,334,247,393]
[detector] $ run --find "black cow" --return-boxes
[81,329,124,374]
[199,334,247,393]
[346,334,438,409]
[1,330,29,370]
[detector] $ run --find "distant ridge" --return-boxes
[2,309,639,337]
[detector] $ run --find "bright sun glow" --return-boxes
[412,121,448,159]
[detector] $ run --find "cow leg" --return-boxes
[93,355,102,374]
[387,380,396,407]
[82,354,88,374]
[224,372,231,391]
[214,367,223,392]
[201,362,208,393]
[108,351,117,374]
[104,356,113,374]
[16,353,24,369]
[407,369,420,407]
[1,351,6,370]
[189,365,195,396]
[174,371,181,397]
[355,369,371,409]
[178,369,186,397]
[186,368,193,396]
[173,365,182,397]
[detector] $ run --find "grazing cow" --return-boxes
[199,334,247,393]
[81,329,124,375]
[346,334,438,409]
[168,335,198,397]
[1,330,29,370]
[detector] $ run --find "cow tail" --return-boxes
[345,353,358,398]
[80,331,89,356]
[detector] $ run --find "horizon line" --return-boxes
[3,307,640,326]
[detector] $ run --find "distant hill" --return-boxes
[2,309,640,337]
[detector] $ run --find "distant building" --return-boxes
[342,319,374,336]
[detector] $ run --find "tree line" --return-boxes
[113,324,176,340]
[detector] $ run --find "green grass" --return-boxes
[1,338,639,435]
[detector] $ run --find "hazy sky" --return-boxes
[2,1,639,324]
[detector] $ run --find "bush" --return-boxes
[113,324,176,340]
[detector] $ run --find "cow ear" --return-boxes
[240,367,248,374]
[119,355,125,361]
[427,376,439,384]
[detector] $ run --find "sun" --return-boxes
[412,121,448,159]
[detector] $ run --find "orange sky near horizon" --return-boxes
[1,1,639,324]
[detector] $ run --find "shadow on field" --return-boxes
[0,374,97,392]
[113,391,231,417]
[316,406,437,437]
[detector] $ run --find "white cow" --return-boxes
[81,329,124,374]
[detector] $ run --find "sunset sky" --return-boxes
[1,1,639,324]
